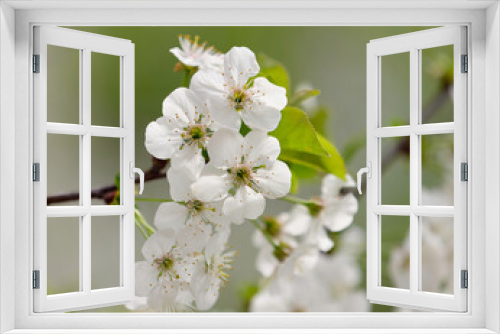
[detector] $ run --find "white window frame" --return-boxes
[33,26,136,313]
[0,1,499,333]
[366,26,468,312]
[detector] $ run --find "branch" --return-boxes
[47,158,169,205]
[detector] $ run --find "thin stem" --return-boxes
[281,195,315,206]
[135,208,156,237]
[182,70,192,88]
[135,198,174,203]
[249,219,280,250]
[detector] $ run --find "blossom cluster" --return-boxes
[249,174,362,311]
[129,36,291,311]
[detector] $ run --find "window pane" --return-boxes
[381,215,410,290]
[381,136,410,205]
[91,216,121,290]
[91,137,121,205]
[420,216,454,294]
[421,45,454,124]
[47,45,80,124]
[47,217,80,295]
[421,133,454,206]
[381,52,410,127]
[92,52,121,127]
[47,134,80,206]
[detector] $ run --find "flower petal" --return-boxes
[256,245,279,277]
[282,204,312,236]
[171,143,205,176]
[167,164,198,202]
[144,118,182,160]
[176,224,211,254]
[135,261,158,297]
[242,77,286,131]
[253,160,292,199]
[242,130,280,168]
[222,186,266,223]
[154,202,189,232]
[162,87,199,123]
[204,228,230,262]
[191,173,232,203]
[141,229,176,260]
[320,193,358,232]
[224,47,260,89]
[206,128,243,168]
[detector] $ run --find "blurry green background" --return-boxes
[45,26,454,312]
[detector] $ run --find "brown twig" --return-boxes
[47,158,169,205]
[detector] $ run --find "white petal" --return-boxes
[242,130,280,168]
[135,261,158,297]
[253,160,292,199]
[162,87,199,123]
[205,228,231,261]
[209,99,242,131]
[193,273,220,311]
[154,202,189,232]
[190,69,229,103]
[191,174,232,203]
[171,143,206,176]
[144,118,182,160]
[147,284,180,312]
[141,229,176,260]
[167,164,198,202]
[222,186,266,223]
[202,201,232,229]
[320,194,358,232]
[224,47,260,89]
[256,245,279,277]
[242,77,286,131]
[176,224,211,254]
[322,174,344,200]
[282,204,312,236]
[206,128,243,168]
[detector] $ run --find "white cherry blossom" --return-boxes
[191,129,291,224]
[154,164,230,234]
[253,206,311,277]
[192,229,237,310]
[145,87,218,173]
[170,35,224,71]
[190,46,287,132]
[134,228,203,312]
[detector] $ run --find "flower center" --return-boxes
[154,254,177,279]
[232,89,247,111]
[208,251,236,285]
[183,124,207,142]
[273,241,292,262]
[263,216,282,238]
[230,164,253,186]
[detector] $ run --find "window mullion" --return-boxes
[409,48,420,294]
[81,47,92,294]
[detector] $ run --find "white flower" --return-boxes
[318,174,358,232]
[253,206,311,277]
[170,35,224,71]
[192,229,236,310]
[145,87,218,173]
[154,164,230,234]
[304,174,358,251]
[134,229,203,312]
[191,129,291,224]
[190,46,287,132]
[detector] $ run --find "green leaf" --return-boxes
[289,89,320,107]
[270,106,329,157]
[309,107,328,136]
[279,135,346,180]
[256,53,290,91]
[318,134,346,180]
